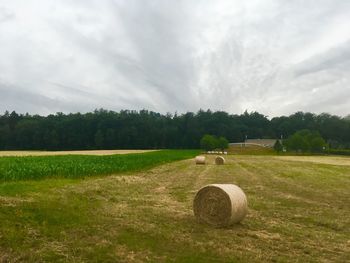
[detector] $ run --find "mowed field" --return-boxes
[0,153,349,262]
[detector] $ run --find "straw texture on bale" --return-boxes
[215,156,225,165]
[195,156,206,165]
[193,184,247,227]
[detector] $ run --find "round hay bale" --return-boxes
[215,156,225,165]
[193,184,247,227]
[195,156,206,165]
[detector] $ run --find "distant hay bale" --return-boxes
[195,156,206,165]
[215,156,225,165]
[193,184,247,227]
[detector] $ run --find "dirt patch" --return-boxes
[0,150,158,157]
[274,156,350,166]
[0,196,34,207]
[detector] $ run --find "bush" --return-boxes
[328,149,350,156]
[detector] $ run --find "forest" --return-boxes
[0,109,349,150]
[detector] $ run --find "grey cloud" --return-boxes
[111,1,198,109]
[0,1,349,116]
[307,89,350,113]
[0,82,62,114]
[0,7,14,23]
[294,41,350,77]
[0,80,131,114]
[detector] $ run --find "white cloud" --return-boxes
[0,0,349,116]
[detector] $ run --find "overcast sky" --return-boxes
[0,0,349,117]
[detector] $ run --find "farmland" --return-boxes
[0,150,157,157]
[0,153,349,262]
[0,150,198,181]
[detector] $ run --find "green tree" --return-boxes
[50,130,59,150]
[310,137,327,153]
[0,125,11,149]
[94,130,104,149]
[286,133,309,152]
[104,129,116,149]
[217,136,229,152]
[285,129,328,153]
[200,134,216,151]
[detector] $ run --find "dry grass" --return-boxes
[274,155,350,166]
[228,145,275,155]
[0,149,157,157]
[0,154,349,262]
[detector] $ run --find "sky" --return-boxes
[0,0,349,117]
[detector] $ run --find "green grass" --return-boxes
[0,154,349,262]
[0,150,199,181]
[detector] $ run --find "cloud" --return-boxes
[294,40,350,77]
[0,0,349,116]
[0,7,14,23]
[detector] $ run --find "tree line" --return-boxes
[0,109,349,150]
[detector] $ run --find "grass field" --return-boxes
[0,154,349,262]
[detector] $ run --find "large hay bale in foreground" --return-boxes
[195,156,206,165]
[215,156,225,165]
[193,184,247,227]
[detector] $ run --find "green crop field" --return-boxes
[0,150,199,181]
[0,153,349,262]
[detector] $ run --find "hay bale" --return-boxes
[215,156,225,165]
[195,156,206,165]
[193,184,247,227]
